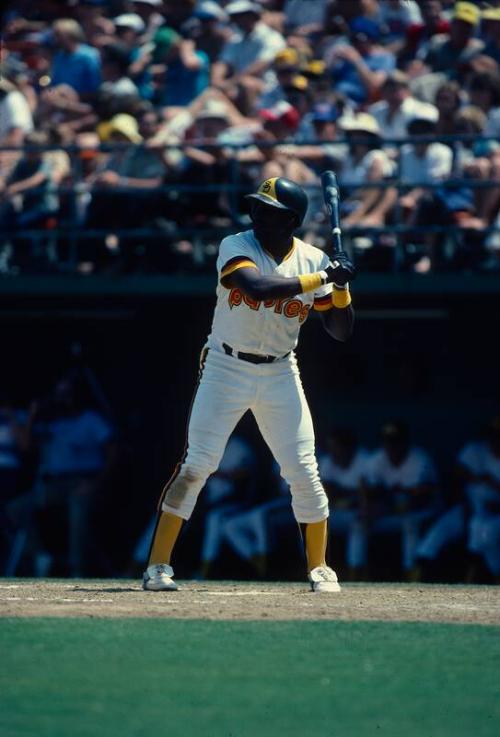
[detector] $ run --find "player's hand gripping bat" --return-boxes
[320,170,356,286]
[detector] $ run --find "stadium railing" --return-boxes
[0,134,498,275]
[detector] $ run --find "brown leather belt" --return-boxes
[222,342,290,365]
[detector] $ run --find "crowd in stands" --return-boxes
[1,0,500,274]
[1,374,499,583]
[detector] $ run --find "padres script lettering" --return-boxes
[228,288,310,324]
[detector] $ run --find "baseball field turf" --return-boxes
[1,580,499,737]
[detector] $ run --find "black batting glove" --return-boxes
[325,251,356,287]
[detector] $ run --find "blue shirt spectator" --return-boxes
[51,44,101,95]
[50,18,102,95]
[326,18,396,105]
[162,48,210,107]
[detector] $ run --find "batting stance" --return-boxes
[143,176,355,593]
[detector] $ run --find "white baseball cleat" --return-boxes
[308,565,341,593]
[142,563,178,591]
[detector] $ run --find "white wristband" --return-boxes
[318,270,329,285]
[333,282,348,290]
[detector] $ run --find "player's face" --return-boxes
[250,201,297,242]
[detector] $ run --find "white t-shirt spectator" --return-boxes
[0,90,33,142]
[220,22,285,74]
[399,142,452,184]
[341,149,395,187]
[368,446,437,489]
[368,98,438,140]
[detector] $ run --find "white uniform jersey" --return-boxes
[207,229,333,357]
[458,441,500,484]
[368,446,437,489]
[319,448,371,490]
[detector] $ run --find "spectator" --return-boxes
[368,70,439,141]
[338,113,397,231]
[0,77,33,147]
[74,0,116,49]
[421,2,484,77]
[434,80,462,137]
[24,378,115,577]
[318,428,372,580]
[100,42,140,98]
[257,47,302,109]
[116,14,155,101]
[378,0,422,50]
[0,130,69,233]
[177,99,239,225]
[192,2,231,63]
[292,102,345,175]
[211,1,285,110]
[132,0,165,38]
[113,14,146,49]
[466,70,500,137]
[50,19,102,97]
[481,6,500,66]
[283,0,329,36]
[154,27,210,107]
[84,111,167,271]
[352,421,440,580]
[326,16,396,105]
[398,109,452,217]
[250,103,317,186]
[399,0,450,65]
[417,417,500,583]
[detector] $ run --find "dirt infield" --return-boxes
[1,579,499,623]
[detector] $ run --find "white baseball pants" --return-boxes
[161,347,329,523]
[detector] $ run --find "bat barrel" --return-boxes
[321,170,343,255]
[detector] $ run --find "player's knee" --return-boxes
[163,462,212,512]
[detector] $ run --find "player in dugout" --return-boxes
[143,177,355,593]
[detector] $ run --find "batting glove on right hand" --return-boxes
[325,251,356,287]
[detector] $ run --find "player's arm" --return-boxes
[223,257,352,302]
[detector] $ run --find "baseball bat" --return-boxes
[321,170,343,256]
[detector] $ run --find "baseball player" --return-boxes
[143,176,355,593]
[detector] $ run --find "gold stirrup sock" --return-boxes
[302,519,328,572]
[148,511,184,566]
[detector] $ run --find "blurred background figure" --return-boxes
[351,421,440,581]
[318,427,372,580]
[21,377,116,577]
[50,18,102,97]
[417,416,500,583]
[0,392,28,571]
[221,463,294,579]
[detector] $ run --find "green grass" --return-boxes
[1,619,499,737]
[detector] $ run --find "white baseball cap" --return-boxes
[196,99,230,121]
[195,1,228,22]
[133,0,163,6]
[226,1,262,16]
[114,13,146,32]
